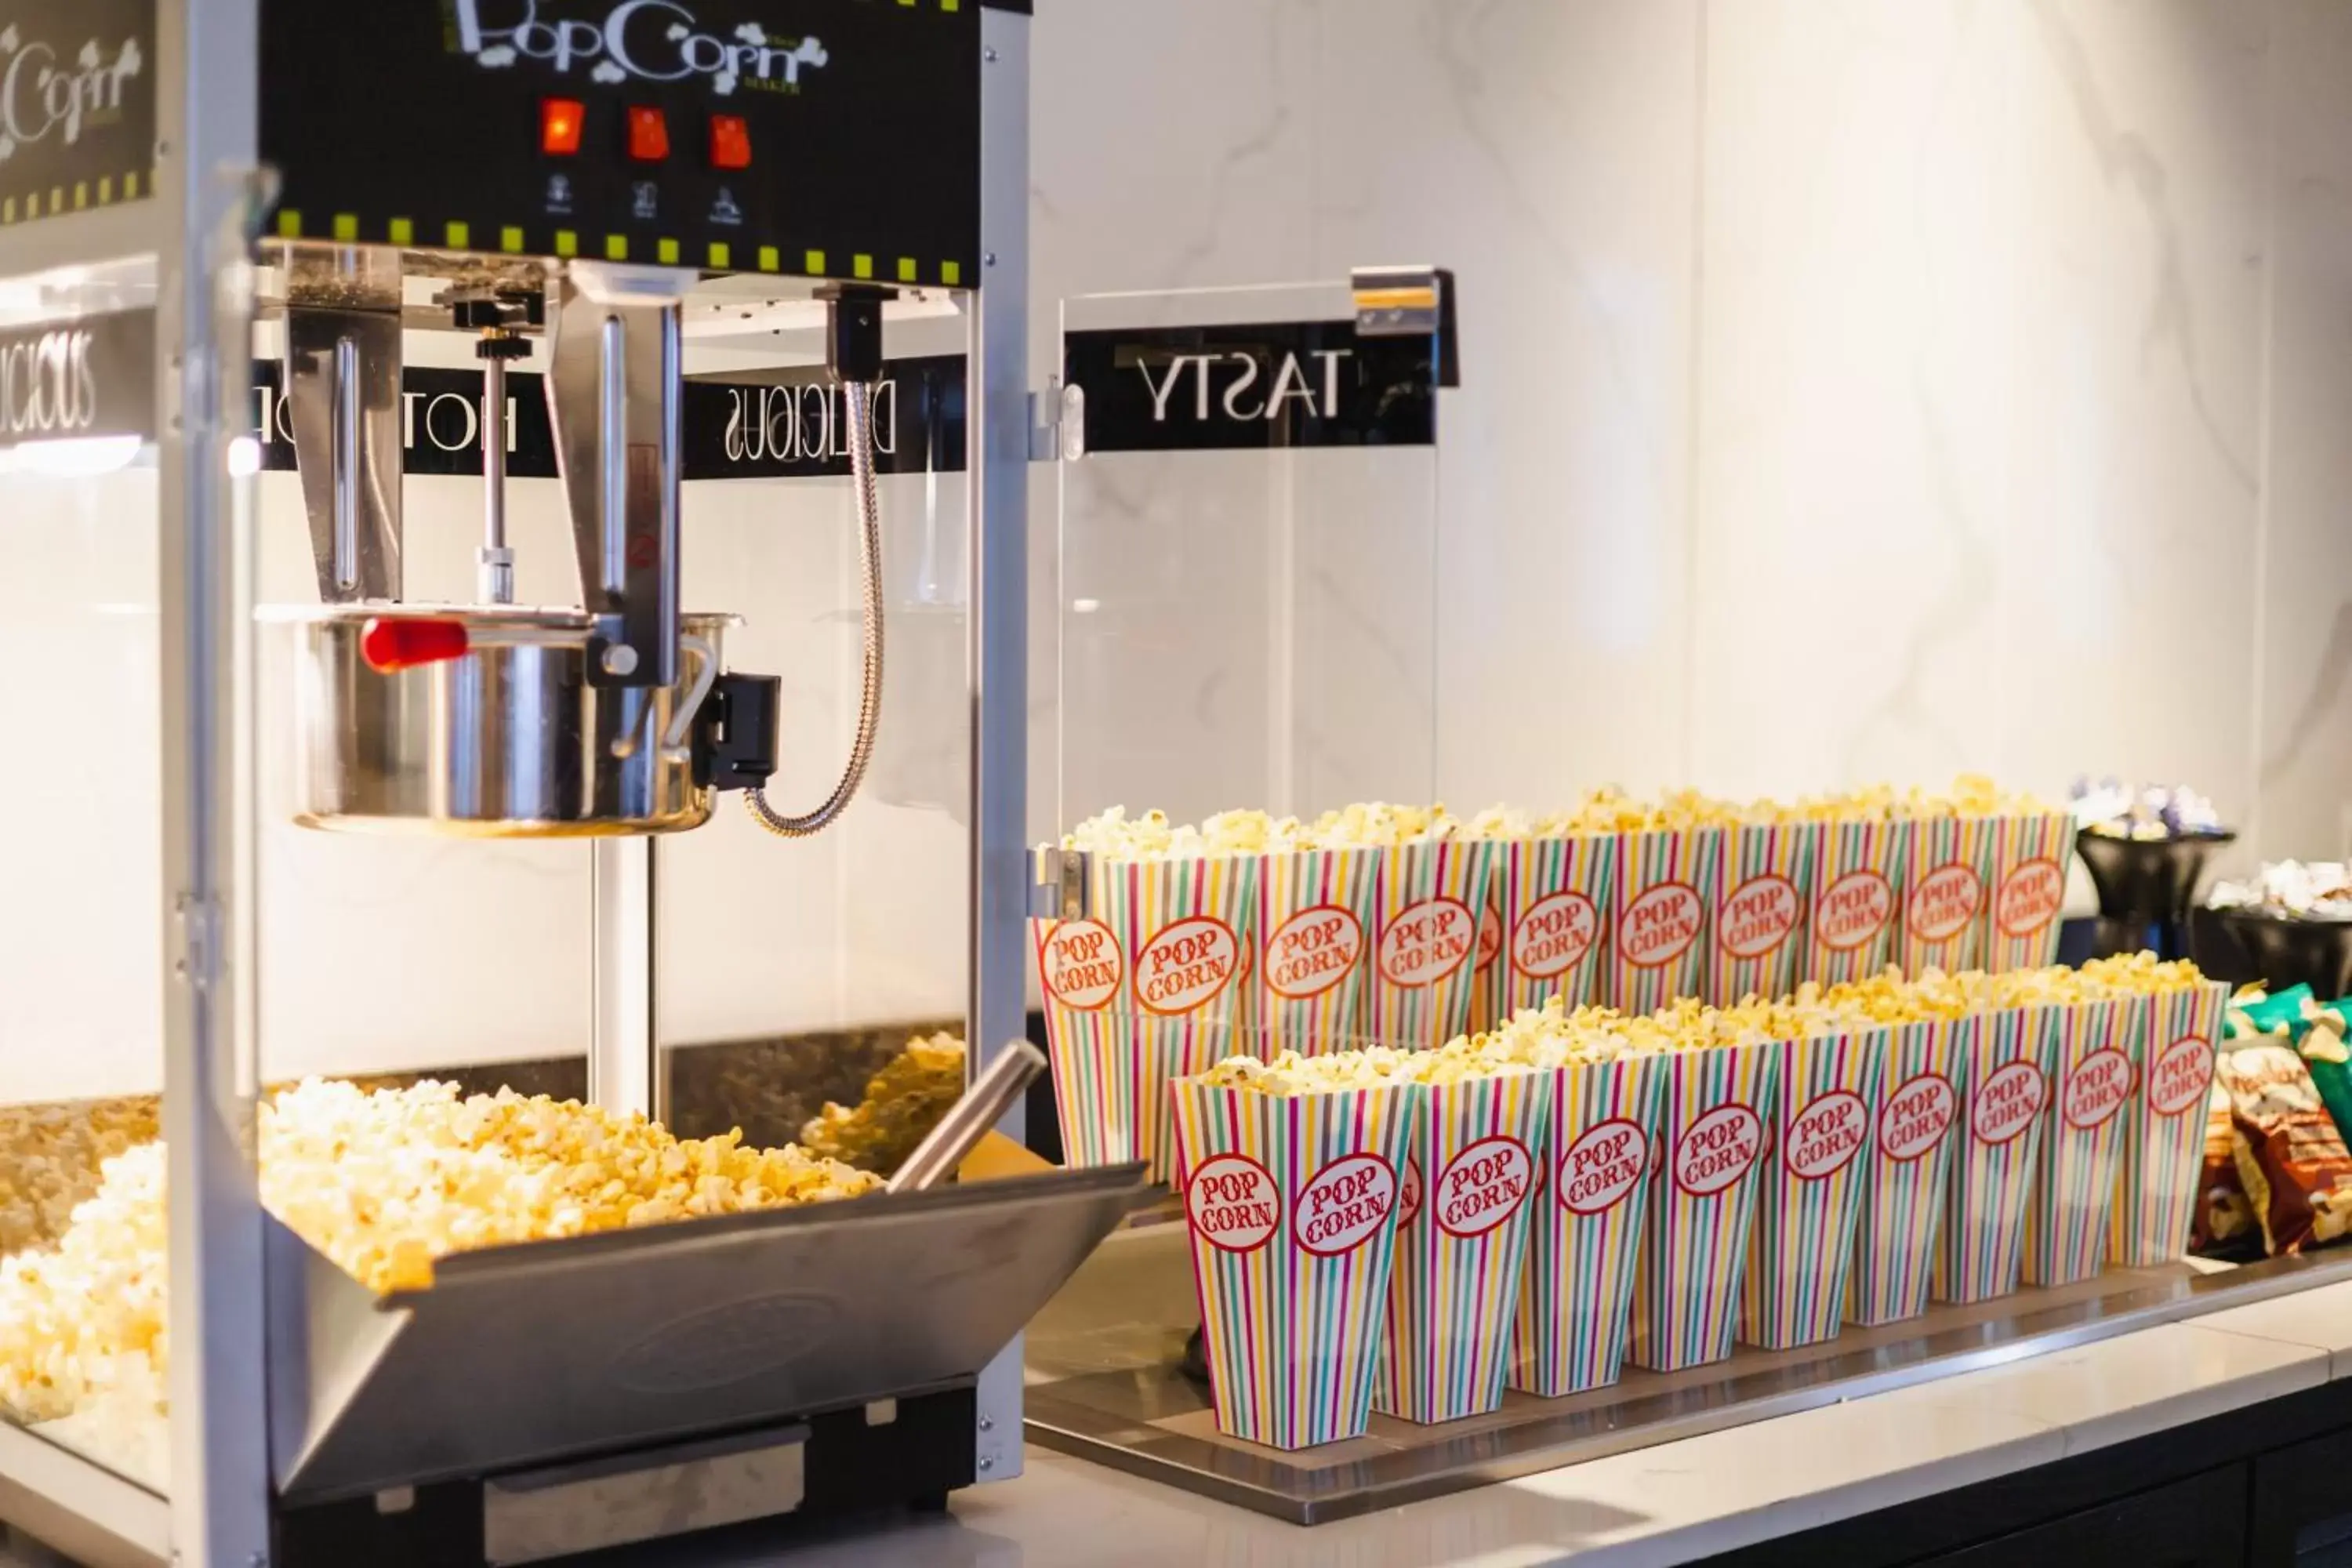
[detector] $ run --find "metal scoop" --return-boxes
[887,1040,1048,1194]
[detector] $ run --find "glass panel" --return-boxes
[661,289,973,1176]
[0,255,169,1492]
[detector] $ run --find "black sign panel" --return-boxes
[0,0,154,227]
[249,354,963,481]
[258,0,979,285]
[0,307,152,444]
[1064,321,1436,453]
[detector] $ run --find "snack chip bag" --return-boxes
[2217,1043,2352,1256]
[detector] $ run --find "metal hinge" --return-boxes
[1027,847,1091,920]
[173,893,223,992]
[1352,263,1461,388]
[1029,380,1083,463]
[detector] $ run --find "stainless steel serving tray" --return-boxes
[266,1163,1148,1503]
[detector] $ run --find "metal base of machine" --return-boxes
[274,1386,977,1568]
[1022,1216,2352,1526]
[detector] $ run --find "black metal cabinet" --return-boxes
[2252,1428,2352,1566]
[1921,1467,2246,1568]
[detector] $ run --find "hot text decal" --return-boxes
[1039,919,1122,1011]
[2148,1034,2216,1119]
[1134,916,1239,1016]
[1674,1103,1762,1197]
[1435,1136,1533,1239]
[1907,862,1984,944]
[1784,1091,1868,1180]
[1878,1073,1955,1163]
[1621,881,1703,970]
[1294,1153,1397,1257]
[1377,897,1475,988]
[1719,873,1801,960]
[1971,1059,2046,1146]
[1559,1118,1647,1215]
[2062,1047,2132,1131]
[1512,890,1599,980]
[1994,857,2065,938]
[1262,905,1363,1002]
[1815,869,1895,951]
[1185,1153,1277,1254]
[452,0,827,96]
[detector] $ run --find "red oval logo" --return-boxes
[1134,916,1240,1016]
[1376,897,1476,988]
[1621,881,1704,970]
[1672,1103,1763,1196]
[1040,918,1124,1011]
[1398,1154,1425,1229]
[1294,1153,1399,1257]
[1907,862,1985,943]
[1719,873,1802,960]
[1261,904,1364,1002]
[1475,898,1504,972]
[2062,1047,2133,1131]
[1995,857,2065,938]
[1784,1091,1869,1180]
[1971,1060,2047,1145]
[1815,869,1895,952]
[1434,1135,1534,1238]
[2148,1034,2216,1119]
[1185,1152,1279,1254]
[1559,1118,1649,1215]
[1877,1073,1956,1162]
[1511,890,1600,980]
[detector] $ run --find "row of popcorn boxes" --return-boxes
[1173,960,2227,1450]
[1039,812,2076,1179]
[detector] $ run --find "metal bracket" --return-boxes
[1027,382,1064,462]
[1028,846,1091,920]
[1351,263,1459,388]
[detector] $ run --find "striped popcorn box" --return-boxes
[1933,1003,2063,1305]
[1497,831,1617,1019]
[1740,1025,1890,1351]
[1251,847,1381,1058]
[1037,853,1260,1183]
[1846,1019,1962,1327]
[1367,838,1503,1049]
[2021,993,2142,1286]
[2108,981,2229,1266]
[1804,816,1915,989]
[1377,1068,1555,1423]
[1985,813,2075,974]
[1611,827,1728,1016]
[1710,822,1824,1007]
[1897,815,1995,978]
[1463,887,1508,1036]
[1173,1074,1424,1450]
[1509,1053,1665,1396]
[1628,1037,1784,1373]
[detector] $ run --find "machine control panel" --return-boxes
[259,0,981,285]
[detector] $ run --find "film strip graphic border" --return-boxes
[0,168,155,226]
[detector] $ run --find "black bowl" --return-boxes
[2075,829,2237,924]
[2216,909,2352,1002]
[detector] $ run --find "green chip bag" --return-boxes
[2245,984,2318,1042]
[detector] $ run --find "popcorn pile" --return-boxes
[2212,862,2352,920]
[2072,778,2227,840]
[1061,803,1459,859]
[0,1080,880,1433]
[0,1096,158,1257]
[797,1033,968,1176]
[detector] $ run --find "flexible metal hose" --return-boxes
[745,380,884,837]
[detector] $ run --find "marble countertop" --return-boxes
[610,1279,2352,1568]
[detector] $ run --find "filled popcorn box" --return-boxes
[1367,833,1502,1049]
[1933,999,2063,1305]
[1172,1060,1424,1450]
[1984,811,2077,974]
[1804,816,1915,989]
[1036,833,1258,1185]
[1483,826,1616,1026]
[1509,1045,1665,1397]
[1463,887,1509,1036]
[1612,825,1728,1016]
[1375,1062,1554,1424]
[1249,843,1383,1058]
[2108,971,2230,1266]
[1709,820,1823,1008]
[1627,1027,1784,1373]
[2020,988,2143,1287]
[1739,1013,1890,1352]
[1897,813,1996,978]
[1845,1018,1963,1327]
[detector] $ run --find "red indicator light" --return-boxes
[361,617,472,673]
[709,114,751,170]
[627,106,670,162]
[540,97,584,156]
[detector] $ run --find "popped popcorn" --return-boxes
[2073,778,2227,840]
[2211,862,2352,920]
[797,1033,968,1176]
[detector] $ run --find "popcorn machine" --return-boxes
[0,1,1142,1565]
